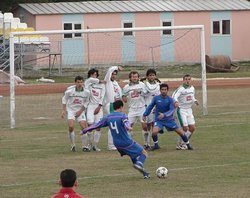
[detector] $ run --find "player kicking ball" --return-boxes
[81,100,150,179]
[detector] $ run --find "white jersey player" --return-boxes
[61,75,90,152]
[84,68,106,152]
[122,71,148,145]
[172,74,199,150]
[103,66,123,150]
[140,69,161,149]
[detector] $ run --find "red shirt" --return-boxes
[52,188,84,198]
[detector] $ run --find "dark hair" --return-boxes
[183,74,191,79]
[129,71,139,79]
[75,76,84,82]
[146,69,156,76]
[113,100,124,110]
[88,68,99,78]
[60,169,77,187]
[160,83,169,90]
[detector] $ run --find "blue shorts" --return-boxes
[154,119,180,131]
[117,141,143,159]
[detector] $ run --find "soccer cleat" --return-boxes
[143,144,151,150]
[159,129,164,134]
[93,146,101,152]
[143,172,150,179]
[176,143,188,150]
[186,143,194,150]
[108,146,117,151]
[71,145,76,152]
[82,147,91,152]
[150,144,160,151]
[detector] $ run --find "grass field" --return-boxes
[0,86,250,198]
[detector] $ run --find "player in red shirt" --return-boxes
[52,169,84,198]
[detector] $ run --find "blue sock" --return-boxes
[180,134,189,143]
[152,134,158,146]
[131,157,137,164]
[137,153,147,165]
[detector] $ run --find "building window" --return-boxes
[63,22,82,38]
[162,21,172,35]
[212,20,231,35]
[123,22,133,36]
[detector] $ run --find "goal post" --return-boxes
[9,25,207,128]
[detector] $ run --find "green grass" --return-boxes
[0,87,250,197]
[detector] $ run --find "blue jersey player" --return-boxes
[143,83,193,150]
[81,100,150,179]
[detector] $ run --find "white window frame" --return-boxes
[161,20,173,36]
[63,22,83,39]
[211,19,231,36]
[122,21,134,37]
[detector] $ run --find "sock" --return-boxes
[81,133,88,148]
[69,131,75,146]
[142,130,149,145]
[180,134,189,144]
[137,153,147,165]
[131,157,137,164]
[152,134,158,146]
[87,132,93,148]
[93,130,101,146]
[185,131,192,139]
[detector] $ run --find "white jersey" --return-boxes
[172,85,197,109]
[104,66,122,104]
[85,78,105,105]
[143,81,160,105]
[62,85,90,112]
[123,81,147,109]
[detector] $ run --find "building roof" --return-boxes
[18,0,250,15]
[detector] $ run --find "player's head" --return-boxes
[113,100,124,111]
[74,76,84,89]
[111,70,118,81]
[88,68,99,78]
[60,169,77,188]
[75,75,83,82]
[146,69,157,82]
[129,71,140,83]
[160,83,169,97]
[183,74,191,86]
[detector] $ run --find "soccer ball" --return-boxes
[156,166,168,178]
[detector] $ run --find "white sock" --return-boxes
[142,130,149,145]
[185,131,192,139]
[69,131,75,146]
[81,134,88,148]
[93,131,101,146]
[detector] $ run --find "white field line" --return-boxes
[1,161,249,188]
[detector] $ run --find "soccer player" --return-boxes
[122,71,148,145]
[172,74,199,150]
[52,169,84,198]
[143,83,193,150]
[84,68,106,152]
[61,76,90,152]
[140,69,161,149]
[81,100,150,179]
[103,66,123,151]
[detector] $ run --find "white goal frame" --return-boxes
[9,25,207,128]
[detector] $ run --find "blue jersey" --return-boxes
[143,94,175,122]
[83,112,133,147]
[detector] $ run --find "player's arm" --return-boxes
[122,85,128,103]
[94,85,106,115]
[143,97,156,117]
[81,117,108,134]
[61,91,69,118]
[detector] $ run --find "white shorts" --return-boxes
[128,106,146,124]
[86,104,103,124]
[67,110,86,122]
[177,108,195,127]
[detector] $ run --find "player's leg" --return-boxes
[105,103,117,151]
[67,111,76,152]
[151,122,162,150]
[175,127,193,150]
[92,108,103,151]
[78,112,90,152]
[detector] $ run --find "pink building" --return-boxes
[13,0,250,67]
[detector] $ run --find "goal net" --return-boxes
[3,25,206,128]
